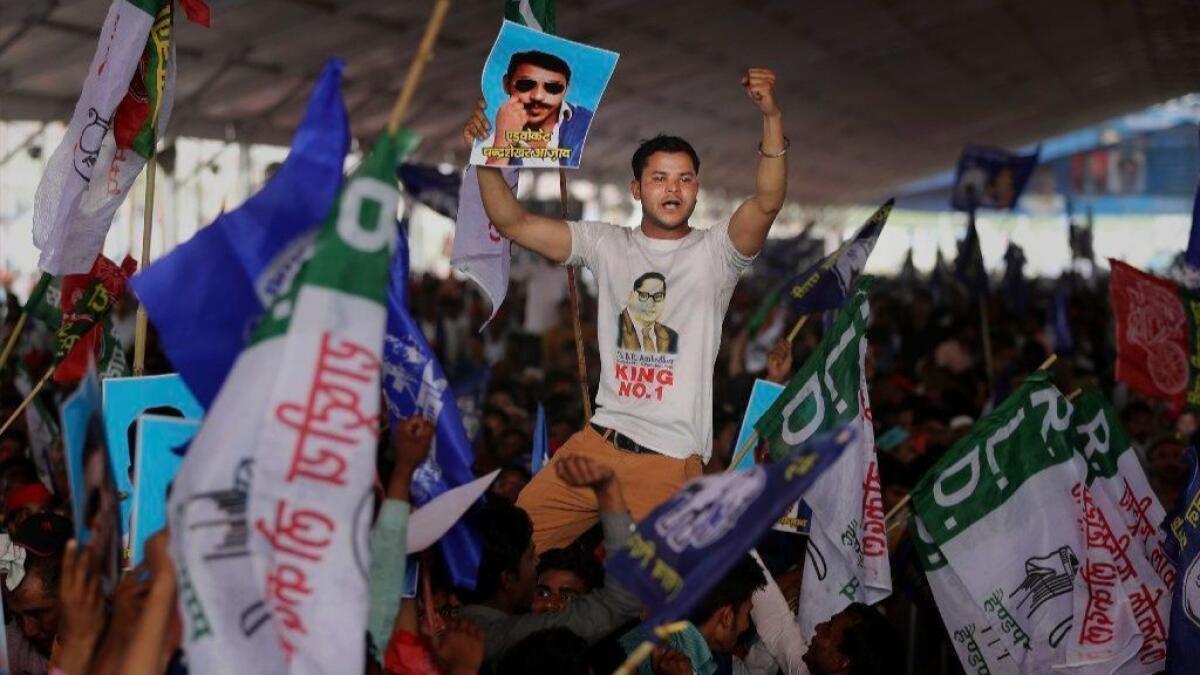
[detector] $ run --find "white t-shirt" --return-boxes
[566,220,754,461]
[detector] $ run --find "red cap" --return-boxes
[5,482,51,515]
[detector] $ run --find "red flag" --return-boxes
[55,255,137,383]
[1108,259,1200,409]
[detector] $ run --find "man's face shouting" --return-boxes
[505,63,567,128]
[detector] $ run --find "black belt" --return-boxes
[591,423,660,456]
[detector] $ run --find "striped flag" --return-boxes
[170,130,401,674]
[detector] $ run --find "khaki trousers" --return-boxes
[515,425,703,554]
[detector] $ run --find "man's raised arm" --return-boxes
[464,99,573,263]
[729,68,786,257]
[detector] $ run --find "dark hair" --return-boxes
[536,545,604,592]
[505,51,571,83]
[497,628,591,675]
[686,554,766,625]
[631,135,700,180]
[840,602,904,675]
[20,546,62,598]
[467,499,533,603]
[632,272,667,295]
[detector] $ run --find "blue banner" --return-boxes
[787,200,892,317]
[951,144,1040,211]
[1165,445,1200,673]
[131,60,349,408]
[384,226,482,588]
[397,163,460,219]
[531,403,549,475]
[608,427,855,630]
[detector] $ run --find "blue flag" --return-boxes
[954,215,989,299]
[1186,177,1200,269]
[531,402,549,474]
[950,144,1039,212]
[397,163,460,219]
[1165,444,1200,673]
[384,225,481,588]
[1048,279,1073,355]
[786,200,892,316]
[131,60,349,408]
[608,427,856,630]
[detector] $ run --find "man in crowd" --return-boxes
[464,67,786,552]
[531,545,604,615]
[458,455,643,667]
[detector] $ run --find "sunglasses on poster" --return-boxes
[513,78,566,95]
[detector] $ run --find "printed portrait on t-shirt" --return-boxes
[618,272,678,354]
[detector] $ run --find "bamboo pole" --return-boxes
[612,622,690,675]
[386,0,451,135]
[133,158,157,375]
[0,313,28,372]
[785,314,808,344]
[561,170,592,422]
[0,368,52,437]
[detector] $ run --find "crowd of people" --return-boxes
[0,64,1190,675]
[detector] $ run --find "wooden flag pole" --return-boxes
[883,353,1060,524]
[561,171,592,422]
[785,314,808,343]
[0,313,28,372]
[726,430,759,473]
[386,0,451,134]
[612,622,691,675]
[0,368,53,437]
[133,158,157,375]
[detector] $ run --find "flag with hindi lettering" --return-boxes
[753,279,891,637]
[170,130,401,674]
[384,224,483,589]
[608,427,856,630]
[1070,388,1171,670]
[55,255,136,383]
[132,60,350,408]
[914,373,1142,673]
[786,200,892,318]
[531,402,549,474]
[951,144,1040,212]
[1108,259,1200,411]
[32,0,193,275]
[1165,445,1200,673]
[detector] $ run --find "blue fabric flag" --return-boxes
[1048,279,1073,355]
[608,427,856,630]
[397,163,461,220]
[451,365,491,449]
[950,144,1040,212]
[1186,175,1200,269]
[1164,444,1200,673]
[131,60,349,408]
[786,200,892,316]
[954,215,989,300]
[530,403,549,475]
[384,226,482,589]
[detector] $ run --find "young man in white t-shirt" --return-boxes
[464,68,787,552]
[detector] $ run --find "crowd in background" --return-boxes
[0,246,1190,675]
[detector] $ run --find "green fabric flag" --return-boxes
[505,0,556,33]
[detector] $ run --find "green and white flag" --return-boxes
[169,131,402,674]
[505,0,556,32]
[913,375,1142,673]
[753,278,890,637]
[1069,389,1171,670]
[32,0,176,275]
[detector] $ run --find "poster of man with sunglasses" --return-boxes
[470,20,618,169]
